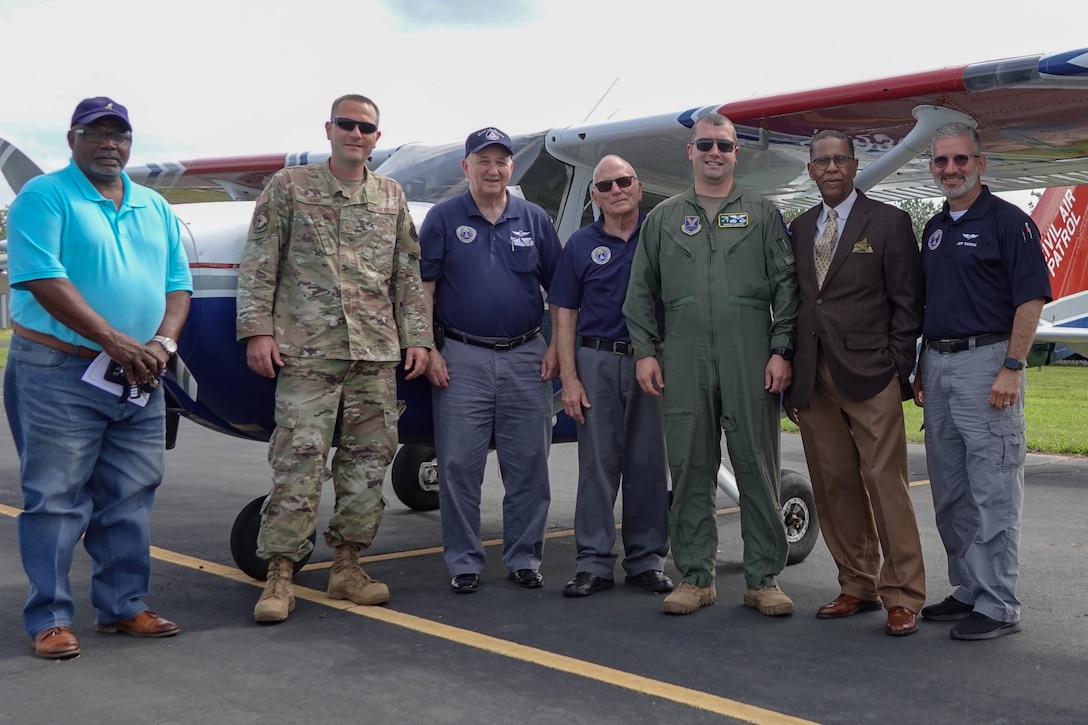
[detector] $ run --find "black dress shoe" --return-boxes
[625,570,675,594]
[509,569,543,589]
[921,595,973,621]
[563,572,615,598]
[450,573,480,594]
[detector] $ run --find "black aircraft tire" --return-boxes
[391,445,441,511]
[230,495,315,581]
[780,469,820,566]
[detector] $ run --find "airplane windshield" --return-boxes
[376,132,572,223]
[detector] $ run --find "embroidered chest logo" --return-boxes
[927,229,943,250]
[456,225,477,243]
[682,216,701,236]
[718,213,749,228]
[511,230,535,247]
[591,246,611,265]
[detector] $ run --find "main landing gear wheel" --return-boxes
[230,495,316,581]
[391,444,441,511]
[780,469,820,566]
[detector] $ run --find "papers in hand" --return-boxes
[80,352,151,407]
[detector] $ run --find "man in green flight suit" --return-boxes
[624,113,799,616]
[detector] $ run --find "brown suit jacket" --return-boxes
[787,191,923,408]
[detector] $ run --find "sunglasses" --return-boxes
[593,175,637,193]
[73,128,132,146]
[332,117,379,134]
[693,139,736,153]
[932,154,980,169]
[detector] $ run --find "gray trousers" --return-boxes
[432,337,552,576]
[573,347,669,578]
[922,342,1025,623]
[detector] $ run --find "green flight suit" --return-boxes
[623,185,798,589]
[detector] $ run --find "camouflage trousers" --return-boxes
[257,357,403,561]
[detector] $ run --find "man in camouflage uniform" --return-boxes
[237,94,431,623]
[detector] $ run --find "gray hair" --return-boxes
[810,130,855,159]
[931,122,980,155]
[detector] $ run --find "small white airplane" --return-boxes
[4,46,1088,578]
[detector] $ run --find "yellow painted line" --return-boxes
[146,543,818,725]
[0,500,819,724]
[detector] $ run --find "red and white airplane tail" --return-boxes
[1032,186,1088,359]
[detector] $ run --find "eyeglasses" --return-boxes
[593,175,637,193]
[810,155,855,170]
[931,154,981,169]
[73,128,132,146]
[693,139,736,153]
[332,117,379,134]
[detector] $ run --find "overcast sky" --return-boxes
[2,0,1086,207]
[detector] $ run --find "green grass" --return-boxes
[782,365,1088,456]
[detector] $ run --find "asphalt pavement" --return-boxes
[1,370,1087,724]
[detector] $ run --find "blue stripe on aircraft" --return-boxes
[1039,48,1088,76]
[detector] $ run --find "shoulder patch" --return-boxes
[251,204,270,235]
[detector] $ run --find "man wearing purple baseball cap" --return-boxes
[5,96,192,658]
[419,127,563,593]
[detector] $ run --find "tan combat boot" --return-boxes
[254,555,295,624]
[328,544,390,606]
[661,581,717,615]
[744,583,795,616]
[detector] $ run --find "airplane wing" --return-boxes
[545,48,1088,211]
[122,48,1088,213]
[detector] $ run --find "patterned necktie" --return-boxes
[814,208,838,288]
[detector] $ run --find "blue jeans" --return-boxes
[4,335,165,637]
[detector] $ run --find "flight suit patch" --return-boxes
[682,216,701,236]
[718,213,749,228]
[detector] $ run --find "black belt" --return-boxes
[580,336,634,356]
[444,326,541,351]
[926,334,1009,354]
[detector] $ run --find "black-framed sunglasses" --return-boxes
[332,117,379,134]
[593,175,637,193]
[693,139,736,153]
[931,154,980,169]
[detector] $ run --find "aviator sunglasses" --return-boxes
[332,117,379,134]
[693,138,736,153]
[931,154,980,169]
[594,175,637,193]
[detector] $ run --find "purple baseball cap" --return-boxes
[464,127,513,157]
[71,97,131,130]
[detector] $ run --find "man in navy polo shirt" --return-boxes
[420,127,562,593]
[548,155,673,598]
[914,122,1051,640]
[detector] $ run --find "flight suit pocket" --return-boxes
[988,417,1026,470]
[663,408,695,471]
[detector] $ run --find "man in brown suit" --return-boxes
[785,130,926,636]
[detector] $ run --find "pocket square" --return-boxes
[851,239,874,254]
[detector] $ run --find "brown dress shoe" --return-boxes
[886,606,919,636]
[96,611,179,638]
[816,594,883,619]
[33,626,81,659]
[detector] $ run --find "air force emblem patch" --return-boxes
[718,213,749,228]
[682,216,701,236]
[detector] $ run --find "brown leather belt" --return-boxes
[12,323,100,360]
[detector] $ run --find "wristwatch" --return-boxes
[152,335,178,355]
[1003,357,1025,371]
[771,347,794,361]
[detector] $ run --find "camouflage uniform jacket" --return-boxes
[236,161,432,360]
